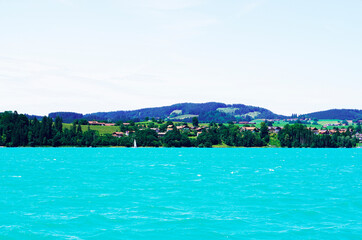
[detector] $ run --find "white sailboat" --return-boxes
[133,139,137,148]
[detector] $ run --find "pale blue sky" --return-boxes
[1,0,361,116]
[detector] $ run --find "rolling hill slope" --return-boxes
[301,109,362,120]
[49,102,286,123]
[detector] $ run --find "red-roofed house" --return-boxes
[112,132,124,137]
[241,127,258,132]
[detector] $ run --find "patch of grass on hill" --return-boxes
[304,124,321,129]
[241,111,261,118]
[271,121,289,127]
[251,119,264,123]
[217,107,239,114]
[317,119,342,125]
[170,114,198,120]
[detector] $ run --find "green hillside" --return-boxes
[50,102,285,123]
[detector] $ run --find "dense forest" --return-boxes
[278,123,358,148]
[48,112,84,123]
[0,111,359,148]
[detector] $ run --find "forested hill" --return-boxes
[301,109,362,120]
[48,112,84,123]
[49,102,285,123]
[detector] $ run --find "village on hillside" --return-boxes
[85,119,362,143]
[1,111,361,148]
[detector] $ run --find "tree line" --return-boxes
[0,111,359,148]
[278,123,358,148]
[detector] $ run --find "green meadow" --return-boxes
[63,123,119,135]
[170,114,198,120]
[317,119,342,125]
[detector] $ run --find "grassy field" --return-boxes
[216,107,239,114]
[251,119,264,123]
[170,114,198,120]
[270,121,288,127]
[63,124,119,135]
[317,119,342,125]
[212,142,230,148]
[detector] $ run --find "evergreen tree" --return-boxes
[55,116,63,133]
[260,122,269,144]
[77,123,82,134]
[192,117,199,127]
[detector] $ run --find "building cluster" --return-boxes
[322,120,357,127]
[239,126,282,133]
[238,121,256,125]
[355,133,362,141]
[88,121,115,126]
[322,122,353,127]
[112,124,208,138]
[111,131,134,137]
[111,123,360,138]
[85,119,362,142]
[307,127,356,135]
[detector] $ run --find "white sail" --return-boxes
[133,139,137,148]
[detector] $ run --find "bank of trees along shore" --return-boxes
[278,123,358,148]
[0,111,359,148]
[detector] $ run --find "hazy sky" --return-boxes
[1,0,361,116]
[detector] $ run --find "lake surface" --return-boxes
[0,148,361,239]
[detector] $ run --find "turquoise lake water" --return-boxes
[0,148,361,239]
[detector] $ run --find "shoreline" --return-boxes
[0,146,360,149]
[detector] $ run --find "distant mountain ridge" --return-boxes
[42,103,362,123]
[49,102,285,123]
[301,109,362,120]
